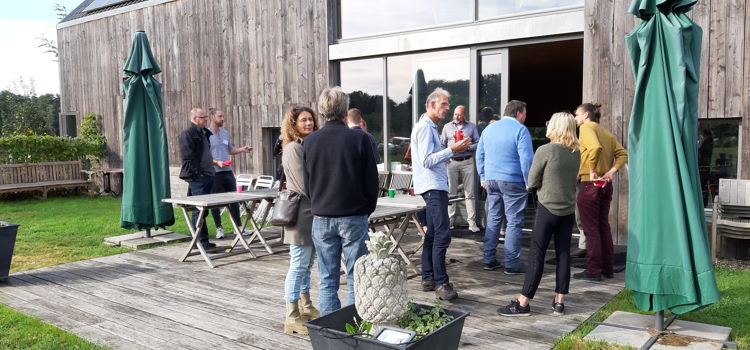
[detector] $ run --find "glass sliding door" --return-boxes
[340,58,385,169]
[476,48,508,131]
[414,49,470,133]
[386,55,414,170]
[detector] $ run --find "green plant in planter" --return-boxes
[396,300,455,338]
[344,317,372,336]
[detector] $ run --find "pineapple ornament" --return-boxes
[354,231,409,333]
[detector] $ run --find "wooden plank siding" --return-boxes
[584,0,750,244]
[57,0,329,174]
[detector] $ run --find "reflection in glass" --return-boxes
[414,49,470,134]
[478,53,503,135]
[478,0,583,20]
[387,55,414,171]
[698,119,740,207]
[339,0,471,38]
[340,58,384,168]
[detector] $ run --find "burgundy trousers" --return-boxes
[577,181,614,276]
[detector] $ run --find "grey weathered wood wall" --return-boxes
[57,0,329,175]
[584,0,750,244]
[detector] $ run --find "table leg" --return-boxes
[409,212,426,257]
[226,202,257,259]
[244,200,275,254]
[177,206,215,268]
[385,215,419,275]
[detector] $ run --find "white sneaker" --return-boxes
[215,227,225,239]
[241,229,253,236]
[468,222,480,233]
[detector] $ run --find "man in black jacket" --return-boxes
[179,107,216,250]
[303,86,379,316]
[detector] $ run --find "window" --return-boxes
[338,0,472,38]
[59,113,77,137]
[699,119,741,208]
[340,58,385,167]
[477,0,583,20]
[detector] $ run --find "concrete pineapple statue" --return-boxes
[354,231,408,332]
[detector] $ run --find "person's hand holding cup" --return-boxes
[450,137,472,153]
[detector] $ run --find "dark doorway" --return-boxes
[508,39,583,149]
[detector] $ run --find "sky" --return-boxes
[0,1,83,95]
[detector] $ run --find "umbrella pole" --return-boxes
[655,311,664,331]
[145,228,151,238]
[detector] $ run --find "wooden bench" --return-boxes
[0,161,92,199]
[711,178,750,259]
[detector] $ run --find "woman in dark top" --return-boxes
[280,106,319,335]
[497,112,581,317]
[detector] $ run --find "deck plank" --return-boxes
[0,229,624,349]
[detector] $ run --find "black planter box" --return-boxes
[0,221,19,282]
[305,303,469,350]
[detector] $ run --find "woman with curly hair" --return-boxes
[280,106,319,335]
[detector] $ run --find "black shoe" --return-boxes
[604,272,614,279]
[201,242,217,250]
[552,300,565,316]
[483,260,502,271]
[571,248,587,258]
[573,271,602,281]
[497,300,531,317]
[421,279,435,291]
[504,266,526,275]
[435,283,458,301]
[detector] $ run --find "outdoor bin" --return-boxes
[0,221,19,282]
[305,303,469,350]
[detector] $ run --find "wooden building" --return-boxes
[58,0,750,245]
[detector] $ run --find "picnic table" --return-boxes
[162,188,279,268]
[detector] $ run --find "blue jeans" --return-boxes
[284,244,315,302]
[312,215,368,316]
[188,175,214,245]
[483,180,527,269]
[421,190,451,286]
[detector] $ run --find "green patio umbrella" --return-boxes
[120,31,174,231]
[625,0,719,315]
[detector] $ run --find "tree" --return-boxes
[0,89,60,137]
[37,4,69,61]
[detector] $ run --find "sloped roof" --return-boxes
[59,0,150,23]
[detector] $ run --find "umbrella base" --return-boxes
[104,229,189,249]
[584,311,732,349]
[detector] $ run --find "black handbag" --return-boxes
[270,189,302,226]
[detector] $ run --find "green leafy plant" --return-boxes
[396,300,454,338]
[345,317,372,336]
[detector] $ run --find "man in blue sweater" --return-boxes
[476,100,534,275]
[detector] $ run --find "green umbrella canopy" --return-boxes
[120,31,174,230]
[625,0,719,314]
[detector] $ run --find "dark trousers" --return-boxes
[420,190,452,286]
[188,175,214,245]
[211,171,241,229]
[577,182,614,276]
[521,203,574,299]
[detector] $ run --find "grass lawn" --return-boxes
[554,267,750,349]
[0,194,194,349]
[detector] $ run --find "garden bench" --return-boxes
[0,161,92,199]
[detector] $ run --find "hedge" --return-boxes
[0,134,106,164]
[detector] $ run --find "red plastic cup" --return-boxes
[454,130,464,141]
[236,186,243,192]
[593,180,607,187]
[409,188,415,196]
[223,160,232,166]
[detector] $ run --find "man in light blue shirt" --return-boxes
[411,88,471,301]
[476,100,534,275]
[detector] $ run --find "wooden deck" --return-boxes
[0,228,624,349]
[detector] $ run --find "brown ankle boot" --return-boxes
[298,293,320,321]
[283,301,309,335]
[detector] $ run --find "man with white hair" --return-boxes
[411,88,472,301]
[303,86,379,316]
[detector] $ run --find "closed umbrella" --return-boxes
[120,31,174,231]
[625,0,719,315]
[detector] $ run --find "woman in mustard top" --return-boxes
[573,103,628,281]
